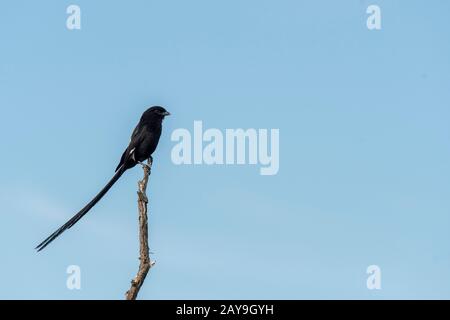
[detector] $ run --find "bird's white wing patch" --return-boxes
[129,148,136,161]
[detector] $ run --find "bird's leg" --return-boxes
[137,161,151,170]
[137,156,153,170]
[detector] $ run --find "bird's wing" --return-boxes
[115,123,146,171]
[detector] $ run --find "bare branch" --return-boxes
[125,158,154,300]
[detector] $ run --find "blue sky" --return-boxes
[1,0,450,299]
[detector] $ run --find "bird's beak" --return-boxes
[163,111,171,116]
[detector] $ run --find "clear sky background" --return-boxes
[1,0,450,299]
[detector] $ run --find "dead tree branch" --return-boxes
[125,158,155,300]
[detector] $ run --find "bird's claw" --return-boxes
[138,157,153,170]
[138,161,151,170]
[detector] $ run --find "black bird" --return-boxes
[35,106,170,251]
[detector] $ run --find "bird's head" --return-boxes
[144,106,171,121]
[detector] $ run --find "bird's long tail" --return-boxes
[35,165,126,251]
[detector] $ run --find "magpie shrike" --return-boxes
[35,106,170,251]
